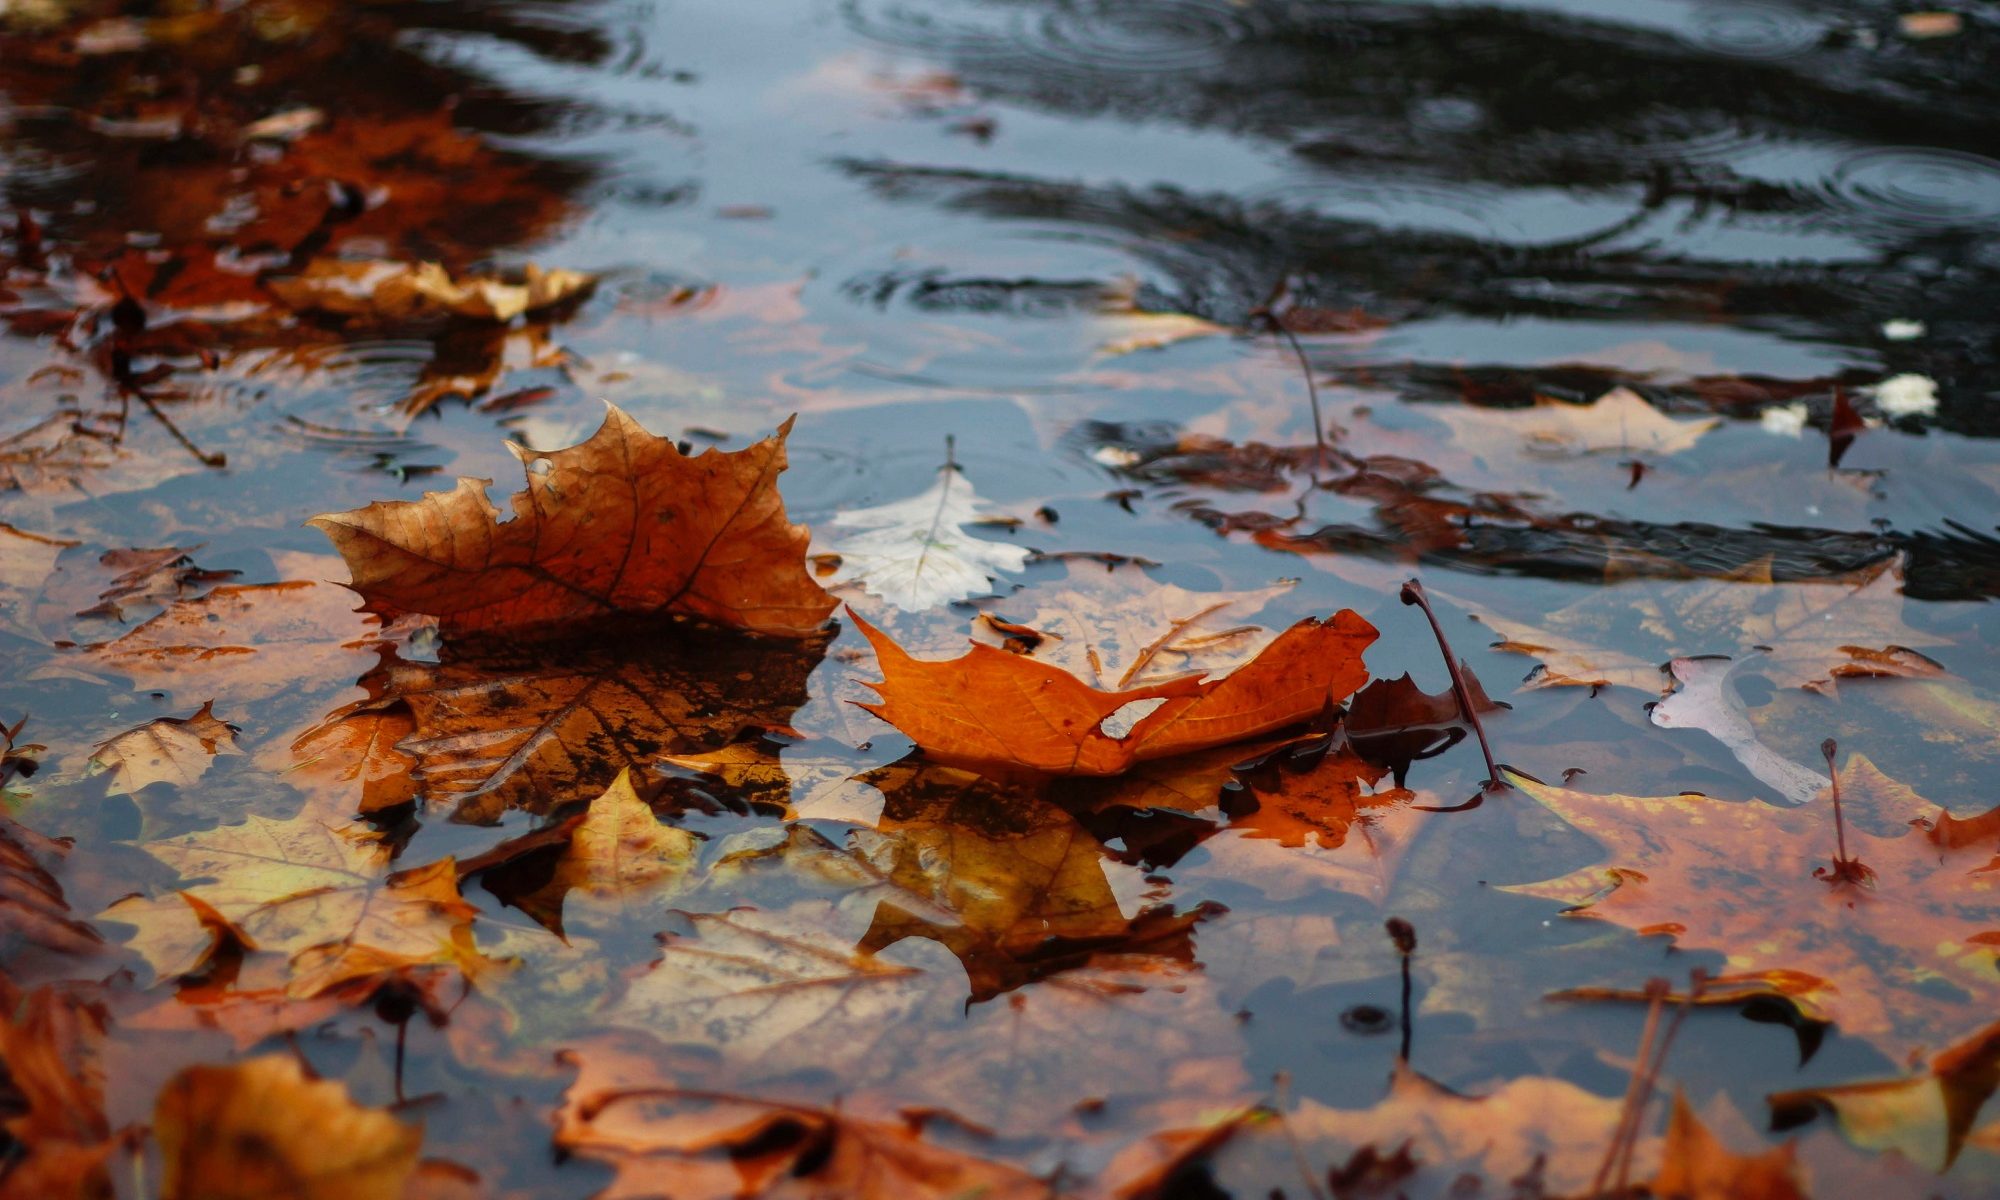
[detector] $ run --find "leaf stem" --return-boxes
[1398,579,1504,791]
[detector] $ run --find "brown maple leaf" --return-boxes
[1650,1092,1807,1200]
[1503,759,2000,1052]
[99,810,499,997]
[86,701,241,796]
[154,1056,423,1200]
[311,406,834,639]
[854,607,1376,776]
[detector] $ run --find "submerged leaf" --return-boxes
[821,466,1031,611]
[87,701,241,796]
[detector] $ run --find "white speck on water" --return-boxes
[1872,373,1939,418]
[1760,402,1808,436]
[1881,319,1926,340]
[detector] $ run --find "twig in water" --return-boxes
[1813,738,1875,887]
[1398,579,1505,793]
[1386,917,1417,1065]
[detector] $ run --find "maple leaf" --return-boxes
[86,701,241,796]
[275,702,418,818]
[1432,386,1719,461]
[1646,1091,1807,1200]
[512,769,699,935]
[1471,554,1948,694]
[0,521,73,640]
[853,606,1376,775]
[601,904,1247,1136]
[269,259,594,323]
[99,811,496,997]
[964,563,1293,689]
[554,1033,1054,1200]
[311,406,834,639]
[370,618,824,822]
[1503,759,2000,1051]
[154,1056,423,1200]
[819,465,1030,611]
[1769,1018,2000,1172]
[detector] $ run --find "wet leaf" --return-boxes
[1504,759,2000,1052]
[513,769,699,935]
[854,607,1376,775]
[100,810,496,996]
[312,407,834,639]
[86,701,241,796]
[964,563,1292,689]
[0,811,103,960]
[1650,656,1831,807]
[1234,742,1413,851]
[1651,1092,1807,1200]
[269,259,594,324]
[820,465,1031,611]
[154,1056,423,1200]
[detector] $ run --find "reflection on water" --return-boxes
[5,0,2000,1194]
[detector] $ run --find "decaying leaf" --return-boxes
[854,607,1376,775]
[1433,386,1719,461]
[1472,555,1948,694]
[1504,760,2000,1051]
[100,811,495,996]
[86,701,241,796]
[1769,1018,2000,1172]
[820,466,1031,611]
[311,407,835,639]
[1,812,104,961]
[269,259,594,324]
[154,1055,423,1200]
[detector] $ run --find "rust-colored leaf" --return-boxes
[1651,1092,1806,1200]
[0,985,121,1200]
[269,259,594,324]
[311,407,834,639]
[854,607,1376,776]
[154,1056,423,1200]
[1504,759,2000,1052]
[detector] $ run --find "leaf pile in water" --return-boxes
[5,2,2000,1197]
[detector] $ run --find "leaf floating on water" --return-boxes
[853,606,1376,776]
[1769,1018,2000,1172]
[311,407,835,639]
[1504,760,2000,1053]
[821,466,1030,612]
[87,701,241,796]
[269,259,594,324]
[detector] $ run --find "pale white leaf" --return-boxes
[822,469,1031,611]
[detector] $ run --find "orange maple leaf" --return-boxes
[311,406,835,639]
[852,608,1376,776]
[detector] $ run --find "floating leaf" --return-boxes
[87,701,241,796]
[821,466,1030,611]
